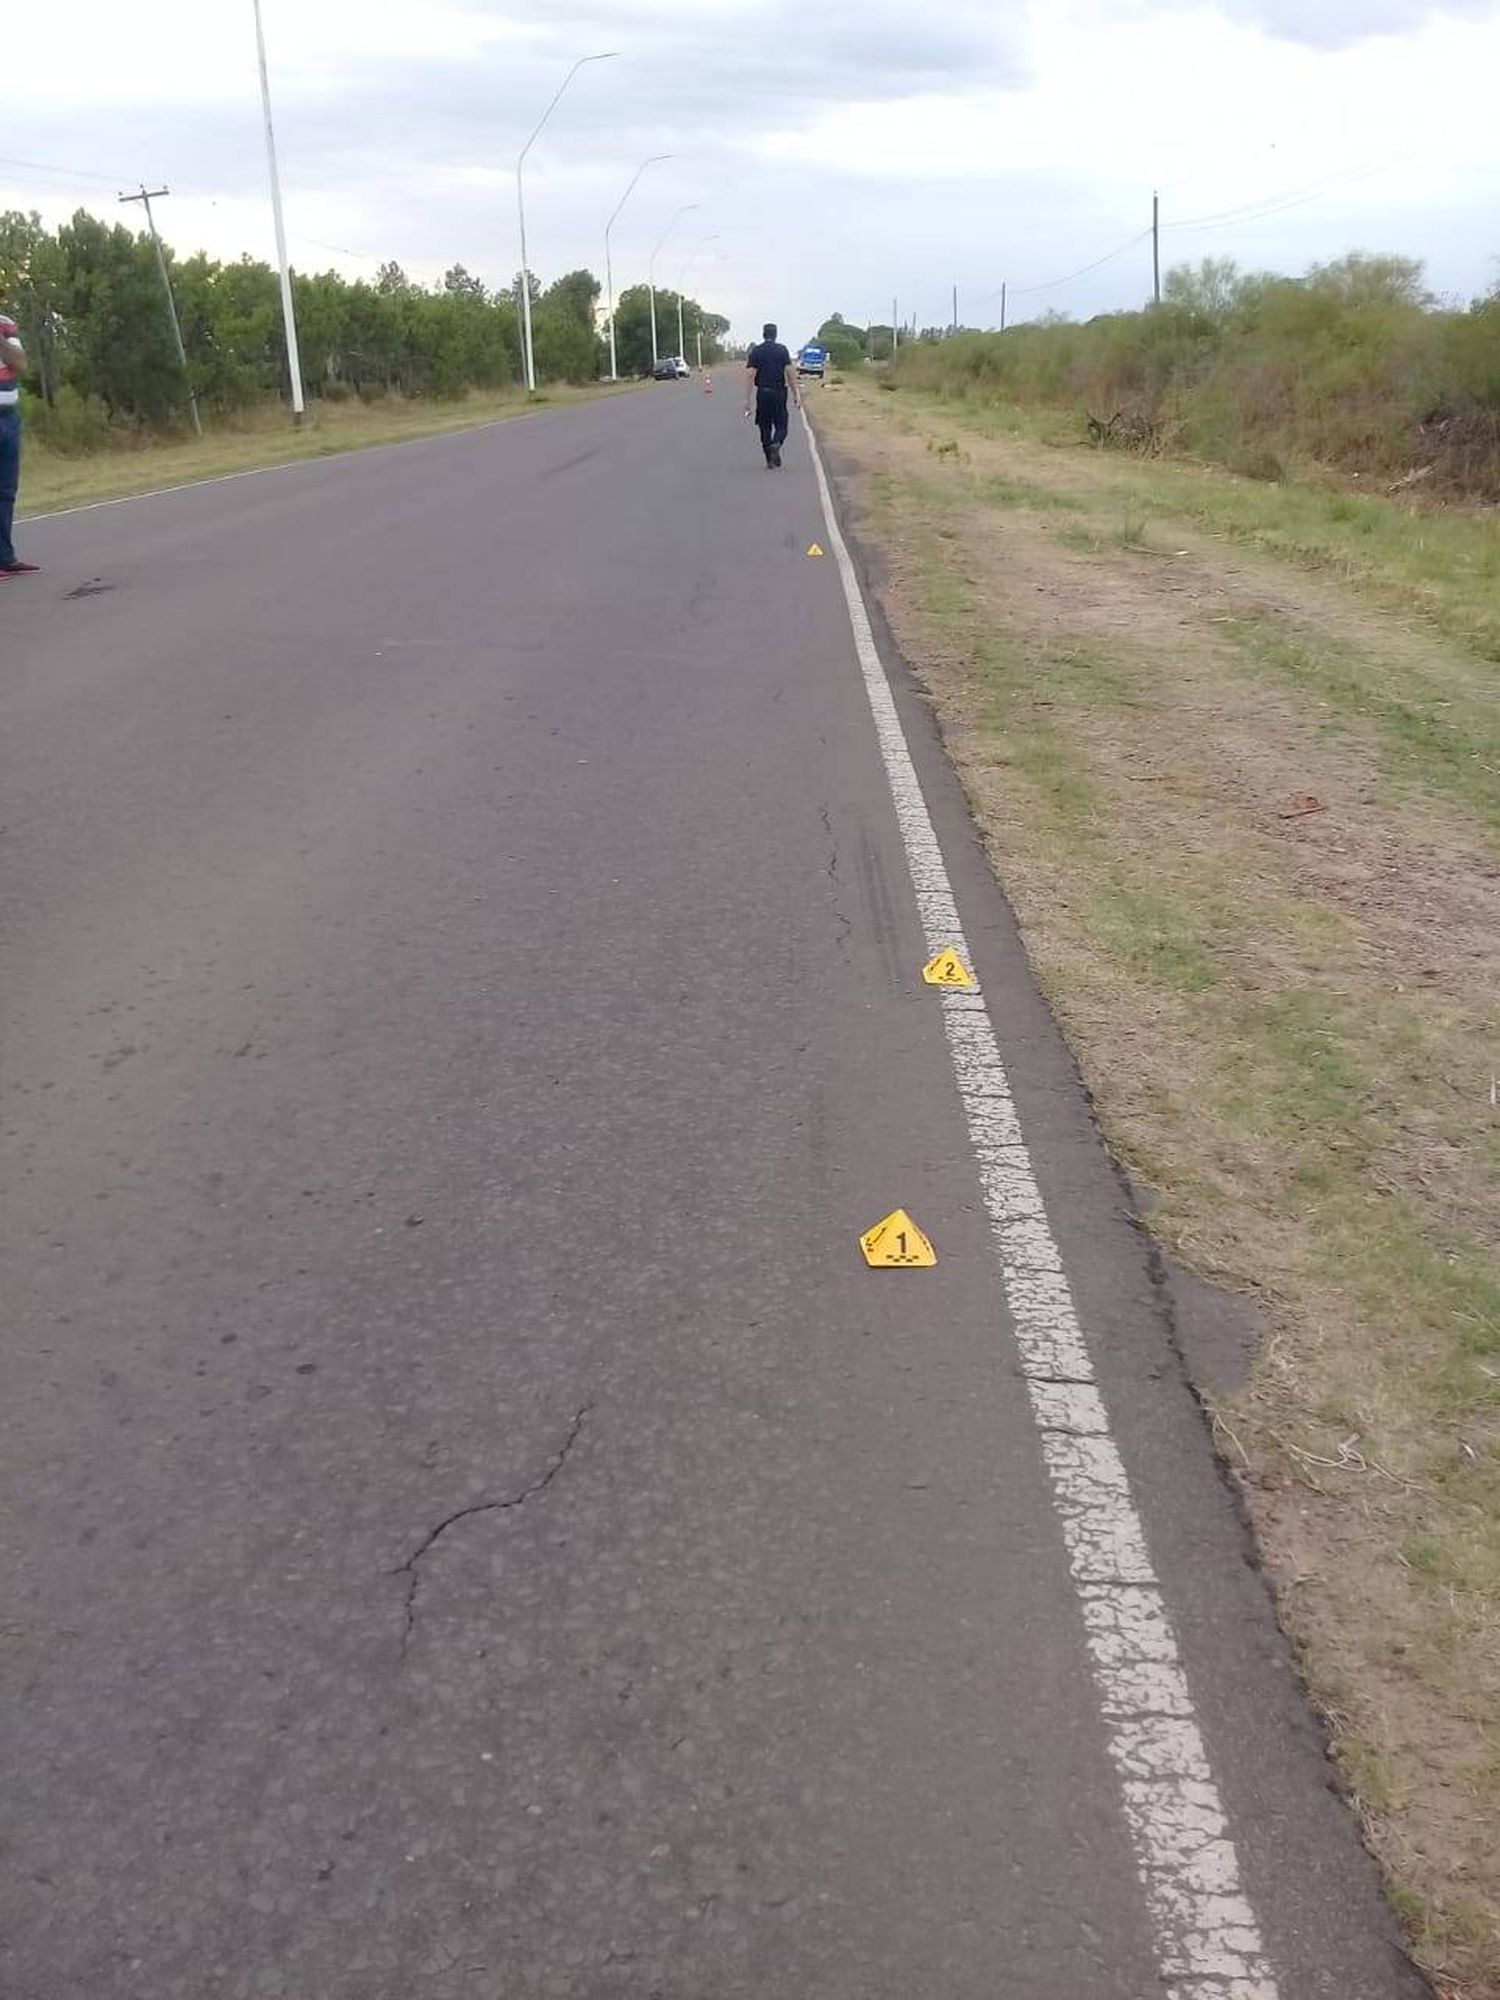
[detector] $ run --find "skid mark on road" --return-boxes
[803,411,1280,2000]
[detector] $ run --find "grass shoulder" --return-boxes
[813,370,1500,1998]
[20,381,639,517]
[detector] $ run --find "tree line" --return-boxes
[0,208,731,446]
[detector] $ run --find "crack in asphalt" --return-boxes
[391,1405,592,1650]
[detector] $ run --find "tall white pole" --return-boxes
[604,153,671,384]
[251,0,304,420]
[516,51,616,394]
[515,173,535,394]
[604,235,617,384]
[648,204,696,368]
[677,233,717,372]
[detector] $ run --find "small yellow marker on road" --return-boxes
[806,542,825,558]
[921,947,974,989]
[859,1208,937,1269]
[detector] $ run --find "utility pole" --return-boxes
[1000,281,1007,332]
[251,0,305,420]
[1152,190,1161,307]
[675,232,717,372]
[892,297,899,354]
[119,185,201,436]
[951,282,958,335]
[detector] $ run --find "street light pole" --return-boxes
[119,185,201,436]
[677,233,718,371]
[648,204,696,367]
[604,153,671,383]
[251,0,305,421]
[516,50,616,395]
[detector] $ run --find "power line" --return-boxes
[1168,189,1331,234]
[0,154,125,187]
[961,154,1402,320]
[299,236,382,263]
[1002,229,1153,302]
[1164,159,1397,235]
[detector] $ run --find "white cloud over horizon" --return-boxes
[6,0,1499,346]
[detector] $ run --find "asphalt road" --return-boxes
[1,385,1425,2000]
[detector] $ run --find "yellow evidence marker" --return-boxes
[921,947,974,989]
[859,1208,937,1269]
[806,542,825,558]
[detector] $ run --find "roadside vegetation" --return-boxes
[890,253,1500,501]
[1,205,726,507]
[813,315,1500,1996]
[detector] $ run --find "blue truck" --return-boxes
[797,344,828,379]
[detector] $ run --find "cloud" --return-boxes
[8,0,1500,344]
[1159,0,1500,48]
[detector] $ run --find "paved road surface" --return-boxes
[2,387,1423,1999]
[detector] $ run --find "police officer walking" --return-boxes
[743,322,801,469]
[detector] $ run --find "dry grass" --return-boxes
[815,373,1500,1998]
[18,382,637,518]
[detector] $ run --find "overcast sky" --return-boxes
[7,0,1499,345]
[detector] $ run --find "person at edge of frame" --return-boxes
[1,309,40,577]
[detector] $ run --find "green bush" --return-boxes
[824,330,866,371]
[890,254,1500,498]
[25,386,114,454]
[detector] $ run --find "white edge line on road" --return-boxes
[25,457,322,522]
[802,408,1280,2000]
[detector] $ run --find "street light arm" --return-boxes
[677,233,720,288]
[606,153,672,244]
[648,203,698,281]
[517,50,617,171]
